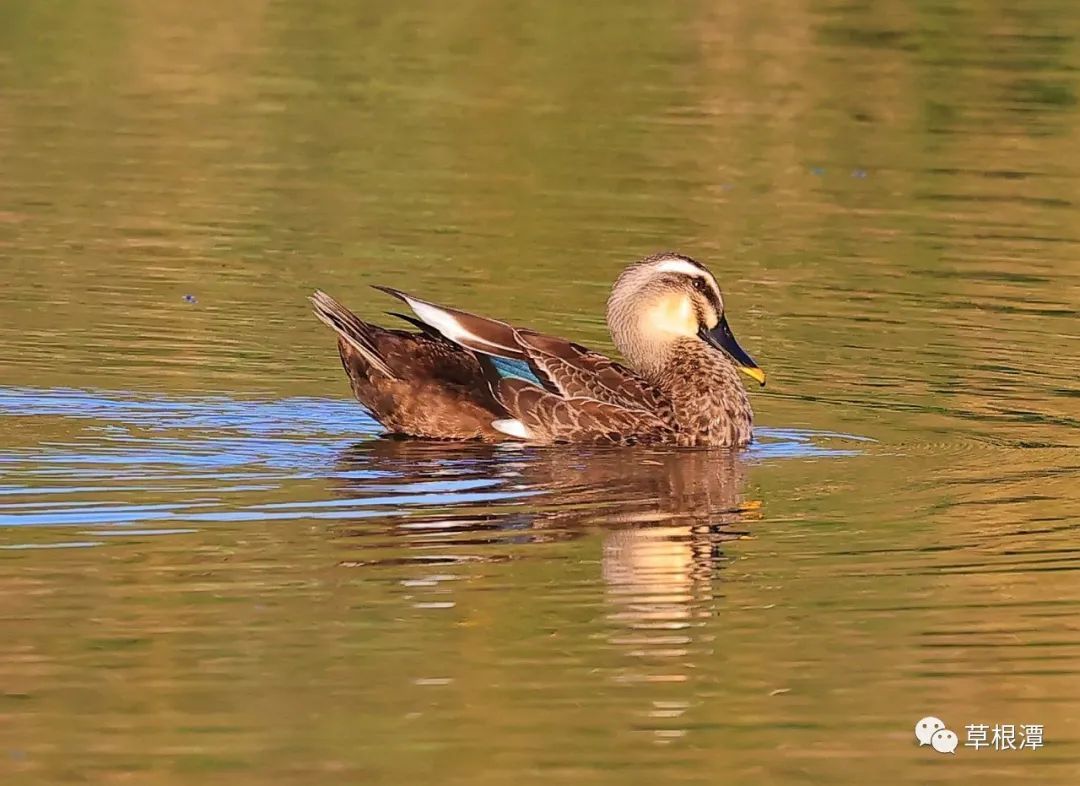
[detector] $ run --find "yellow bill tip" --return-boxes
[740,366,766,387]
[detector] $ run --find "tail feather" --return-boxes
[310,291,396,379]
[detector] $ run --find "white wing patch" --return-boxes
[405,297,472,344]
[401,294,515,355]
[492,419,531,439]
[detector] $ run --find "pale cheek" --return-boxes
[675,298,696,333]
[646,297,697,337]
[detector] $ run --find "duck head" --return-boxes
[606,252,766,386]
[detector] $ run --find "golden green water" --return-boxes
[2,1,1079,783]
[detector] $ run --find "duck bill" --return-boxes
[699,316,766,386]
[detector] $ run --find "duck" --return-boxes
[310,252,765,447]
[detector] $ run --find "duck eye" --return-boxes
[692,278,708,293]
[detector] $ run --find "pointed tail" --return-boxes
[310,291,396,379]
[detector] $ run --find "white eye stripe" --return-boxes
[653,258,723,305]
[654,258,707,278]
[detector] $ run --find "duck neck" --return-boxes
[651,338,744,391]
[607,303,675,381]
[654,339,754,445]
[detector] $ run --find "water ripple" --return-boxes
[0,387,862,548]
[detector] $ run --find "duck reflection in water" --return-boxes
[333,439,759,739]
[332,439,756,612]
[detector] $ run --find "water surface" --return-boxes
[2,1,1079,784]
